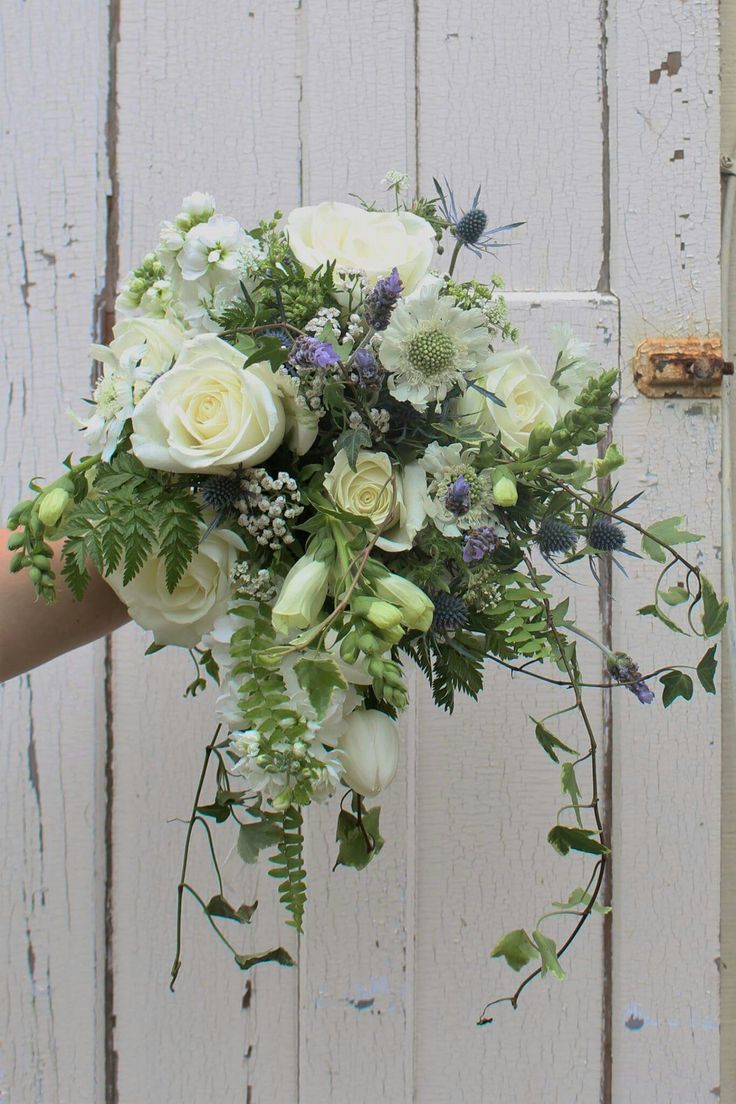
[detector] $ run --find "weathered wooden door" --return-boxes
[1,1,723,1101]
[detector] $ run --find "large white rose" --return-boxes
[285,201,435,293]
[323,449,427,553]
[456,348,561,452]
[130,334,286,474]
[105,527,244,648]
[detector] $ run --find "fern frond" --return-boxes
[268,806,307,932]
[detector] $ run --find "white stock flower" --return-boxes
[285,201,434,293]
[550,323,601,414]
[337,709,400,798]
[380,282,490,411]
[323,449,427,552]
[106,527,244,648]
[81,317,186,460]
[456,347,561,452]
[178,215,250,282]
[130,334,286,474]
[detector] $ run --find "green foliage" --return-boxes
[490,929,540,972]
[335,805,384,871]
[547,825,608,857]
[533,718,578,763]
[659,670,694,707]
[205,894,258,924]
[697,645,718,694]
[269,806,307,932]
[294,656,346,719]
[237,816,283,863]
[550,886,611,915]
[560,762,584,827]
[532,929,566,980]
[637,603,685,635]
[234,947,296,971]
[701,575,729,638]
[640,516,702,563]
[334,426,372,468]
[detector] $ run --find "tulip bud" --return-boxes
[352,595,403,630]
[338,709,400,797]
[272,554,330,636]
[491,468,518,507]
[37,487,71,528]
[373,572,434,632]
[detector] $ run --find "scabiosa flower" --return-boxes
[420,442,499,537]
[607,652,655,704]
[354,348,385,388]
[364,267,403,331]
[589,517,626,552]
[428,591,469,632]
[444,475,472,516]
[536,516,578,558]
[380,282,490,411]
[462,526,501,564]
[434,177,523,258]
[200,475,243,511]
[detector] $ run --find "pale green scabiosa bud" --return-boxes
[37,487,72,527]
[491,468,518,507]
[272,554,330,635]
[338,709,400,798]
[373,572,434,632]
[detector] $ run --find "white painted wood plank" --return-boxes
[416,0,605,292]
[411,295,617,1102]
[296,4,418,1098]
[0,3,111,1101]
[608,2,722,1098]
[110,3,303,1101]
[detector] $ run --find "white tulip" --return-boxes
[338,709,400,797]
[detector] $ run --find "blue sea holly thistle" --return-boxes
[5,181,727,1028]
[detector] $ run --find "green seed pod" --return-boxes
[7,499,33,528]
[7,532,25,551]
[32,554,53,571]
[29,566,42,585]
[366,656,385,679]
[339,632,360,664]
[9,552,25,573]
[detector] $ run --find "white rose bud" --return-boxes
[324,449,427,553]
[285,201,435,294]
[457,348,560,453]
[373,571,434,632]
[130,334,286,474]
[272,554,330,636]
[338,709,400,798]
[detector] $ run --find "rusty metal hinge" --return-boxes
[633,337,733,397]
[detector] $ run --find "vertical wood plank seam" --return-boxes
[597,0,612,295]
[98,1,121,1100]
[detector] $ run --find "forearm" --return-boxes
[0,531,130,682]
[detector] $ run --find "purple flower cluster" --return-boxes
[607,653,655,705]
[364,267,403,331]
[354,348,385,388]
[444,475,471,517]
[462,526,500,564]
[289,335,341,370]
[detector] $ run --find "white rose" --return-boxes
[91,316,186,382]
[285,201,435,294]
[324,449,427,552]
[272,554,330,636]
[337,709,400,798]
[456,348,561,452]
[130,334,286,474]
[105,527,244,648]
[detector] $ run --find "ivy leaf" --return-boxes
[659,670,694,708]
[560,762,584,827]
[641,516,702,563]
[244,336,289,372]
[696,645,718,695]
[197,802,231,823]
[548,825,609,856]
[701,575,729,638]
[293,656,346,719]
[551,886,611,915]
[234,947,296,971]
[237,818,282,863]
[205,894,258,924]
[532,929,566,980]
[322,378,346,414]
[533,718,578,764]
[335,807,384,871]
[334,426,372,469]
[490,929,540,972]
[637,603,685,635]
[658,584,689,607]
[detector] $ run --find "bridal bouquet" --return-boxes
[7,174,726,1020]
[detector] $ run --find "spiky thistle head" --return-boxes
[200,475,242,510]
[589,517,626,552]
[536,517,578,557]
[428,591,469,632]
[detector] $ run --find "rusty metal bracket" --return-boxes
[633,337,733,398]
